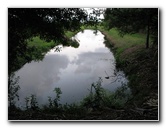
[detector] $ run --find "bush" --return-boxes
[81,78,132,110]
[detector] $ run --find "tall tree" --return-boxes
[104,8,158,48]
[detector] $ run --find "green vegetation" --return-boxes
[65,24,100,37]
[8,8,158,120]
[80,78,131,110]
[9,79,132,120]
[103,28,146,55]
[27,36,54,48]
[65,31,79,38]
[9,37,56,74]
[100,28,158,115]
[26,37,55,59]
[104,8,158,48]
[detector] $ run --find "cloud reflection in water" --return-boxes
[15,30,127,107]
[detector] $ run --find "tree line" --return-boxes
[104,8,158,48]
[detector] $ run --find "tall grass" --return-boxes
[104,28,147,54]
[27,36,55,48]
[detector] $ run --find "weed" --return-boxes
[8,73,20,107]
[24,94,39,110]
[81,78,131,110]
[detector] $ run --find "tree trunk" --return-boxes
[146,22,150,49]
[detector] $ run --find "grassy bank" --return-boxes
[100,28,158,110]
[26,37,55,60]
[11,32,79,73]
[9,37,56,74]
[27,36,55,49]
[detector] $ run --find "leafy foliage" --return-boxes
[81,78,131,110]
[81,78,105,110]
[25,94,39,110]
[104,8,158,48]
[47,87,62,109]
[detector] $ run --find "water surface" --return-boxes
[15,30,127,108]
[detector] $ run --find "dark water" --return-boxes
[15,30,128,108]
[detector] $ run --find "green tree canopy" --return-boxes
[8,8,100,74]
[104,8,158,48]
